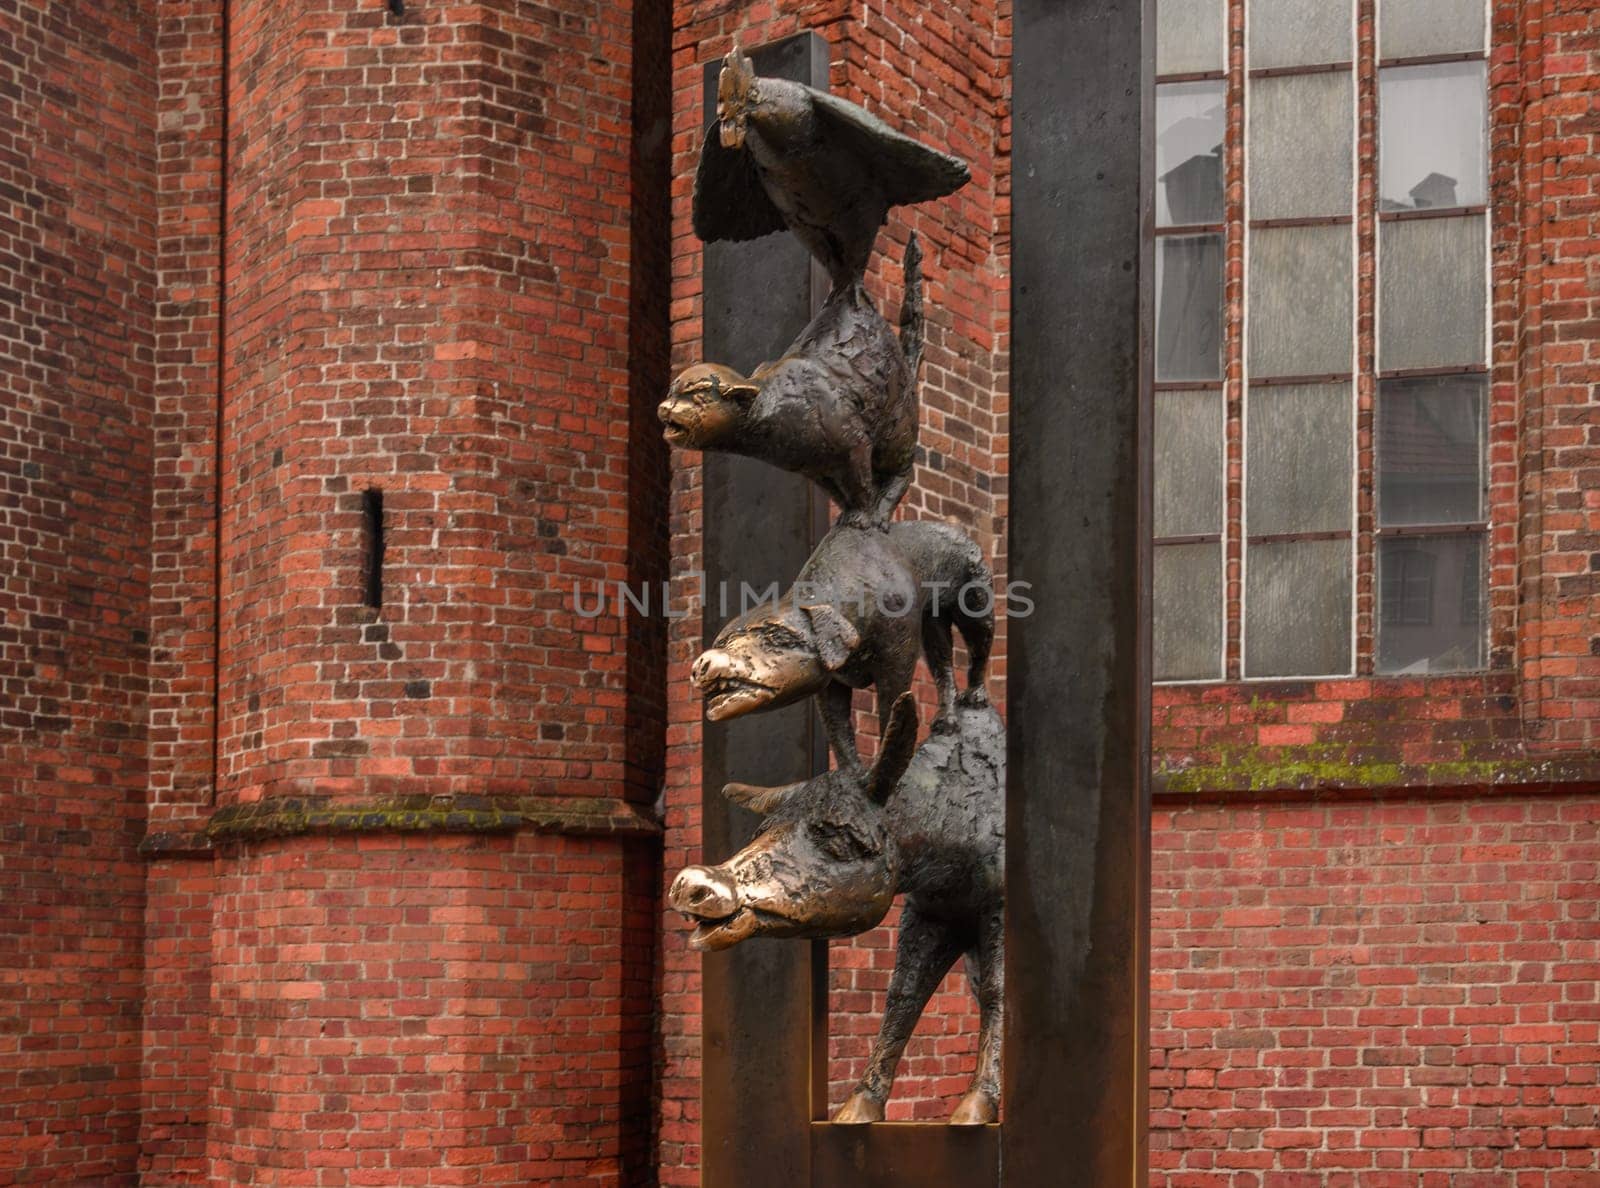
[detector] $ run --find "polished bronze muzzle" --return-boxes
[669,866,738,920]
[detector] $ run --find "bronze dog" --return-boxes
[691,519,992,774]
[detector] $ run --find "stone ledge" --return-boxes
[136,795,662,852]
[1155,752,1600,802]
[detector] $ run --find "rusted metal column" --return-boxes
[1005,0,1153,1183]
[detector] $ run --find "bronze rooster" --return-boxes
[693,45,971,290]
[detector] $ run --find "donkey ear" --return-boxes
[868,693,919,804]
[800,603,861,671]
[722,781,800,815]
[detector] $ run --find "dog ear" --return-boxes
[723,781,801,815]
[868,693,919,804]
[800,603,862,671]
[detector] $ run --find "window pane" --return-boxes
[1245,538,1352,677]
[1379,61,1487,210]
[1249,0,1350,69]
[1377,375,1486,526]
[1247,383,1352,535]
[1158,81,1226,227]
[1157,233,1224,382]
[1158,0,1225,76]
[1155,542,1224,681]
[1248,70,1353,222]
[1380,0,1486,59]
[1247,223,1352,377]
[1377,534,1485,672]
[1155,389,1224,537]
[1378,213,1486,370]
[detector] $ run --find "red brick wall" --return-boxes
[139,3,227,1178]
[147,0,223,825]
[140,858,214,1184]
[208,832,655,1187]
[1516,0,1600,751]
[216,0,644,806]
[1151,794,1600,1186]
[197,0,667,1182]
[0,1,157,1182]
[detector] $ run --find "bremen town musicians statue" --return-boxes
[659,47,1006,1127]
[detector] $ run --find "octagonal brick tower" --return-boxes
[201,2,667,1182]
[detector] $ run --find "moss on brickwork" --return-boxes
[1157,746,1600,796]
[205,794,661,843]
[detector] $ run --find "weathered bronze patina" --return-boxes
[668,45,1008,1135]
[658,239,922,530]
[670,697,1005,1126]
[668,43,966,529]
[694,45,969,290]
[690,519,992,775]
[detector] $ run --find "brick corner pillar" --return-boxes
[1515,2,1600,753]
[204,1,669,1183]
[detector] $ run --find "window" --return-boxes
[1151,0,1491,681]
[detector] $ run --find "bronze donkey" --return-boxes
[669,695,1004,1126]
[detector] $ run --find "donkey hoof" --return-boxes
[833,1091,886,1124]
[950,1089,997,1126]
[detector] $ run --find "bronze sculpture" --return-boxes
[669,697,1005,1125]
[690,519,992,775]
[666,47,1003,1127]
[658,237,922,529]
[694,45,970,291]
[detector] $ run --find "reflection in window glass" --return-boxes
[1380,0,1486,61]
[1158,0,1225,76]
[1245,539,1352,677]
[1157,82,1225,227]
[1246,384,1352,536]
[1155,543,1224,681]
[1248,70,1354,222]
[1379,61,1487,211]
[1156,234,1224,382]
[1378,214,1486,371]
[1155,390,1224,538]
[1377,535,1485,672]
[1248,0,1350,70]
[1377,375,1485,526]
[1247,223,1353,378]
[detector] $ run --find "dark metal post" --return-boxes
[1006,0,1153,1184]
[699,33,831,1188]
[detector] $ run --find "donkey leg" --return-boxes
[951,909,1003,1125]
[834,905,964,1124]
